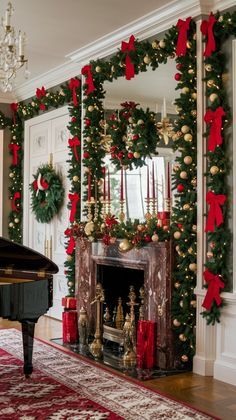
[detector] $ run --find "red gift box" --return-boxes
[62,296,77,310]
[137,320,156,369]
[62,310,78,343]
[157,211,170,227]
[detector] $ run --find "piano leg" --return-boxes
[21,319,38,377]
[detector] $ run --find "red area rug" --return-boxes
[0,329,215,419]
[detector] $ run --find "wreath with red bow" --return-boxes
[30,164,65,223]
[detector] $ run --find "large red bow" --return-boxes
[36,86,46,100]
[204,107,225,152]
[68,136,81,161]
[68,193,80,223]
[121,35,136,80]
[81,65,95,95]
[11,191,21,212]
[8,143,20,166]
[202,269,225,311]
[10,102,18,124]
[205,191,226,232]
[200,13,216,57]
[66,236,76,255]
[69,78,80,107]
[32,177,49,192]
[176,17,192,57]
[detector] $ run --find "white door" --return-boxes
[23,107,70,320]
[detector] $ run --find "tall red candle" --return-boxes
[88,170,91,202]
[146,165,149,199]
[152,161,155,199]
[167,162,171,199]
[120,166,124,201]
[108,169,111,202]
[103,167,106,200]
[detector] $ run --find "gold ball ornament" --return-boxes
[191,109,197,117]
[181,355,189,363]
[9,222,14,228]
[14,218,20,224]
[173,164,180,172]
[179,333,187,342]
[173,319,181,327]
[209,93,218,102]
[133,152,140,159]
[191,178,197,186]
[207,251,213,259]
[218,15,223,22]
[192,224,197,231]
[183,203,190,210]
[159,39,166,48]
[188,247,193,254]
[67,255,72,262]
[174,231,181,240]
[190,300,197,308]
[179,300,184,308]
[137,119,144,125]
[181,125,190,134]
[184,156,192,165]
[186,41,192,49]
[205,64,212,72]
[86,136,92,143]
[118,238,132,252]
[191,92,197,100]
[184,133,193,142]
[137,224,144,231]
[210,165,219,175]
[181,87,190,94]
[175,282,181,289]
[88,105,94,112]
[151,234,159,242]
[143,55,151,64]
[95,66,101,73]
[73,175,79,182]
[172,134,179,141]
[188,68,194,74]
[207,79,214,87]
[128,117,133,124]
[9,172,14,178]
[180,171,188,179]
[175,245,180,252]
[152,40,158,49]
[189,263,197,271]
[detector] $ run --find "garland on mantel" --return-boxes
[200,11,236,325]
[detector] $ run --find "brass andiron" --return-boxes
[139,287,145,321]
[104,306,111,325]
[115,297,124,330]
[90,283,105,359]
[123,313,136,367]
[78,307,89,353]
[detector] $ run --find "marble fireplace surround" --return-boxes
[75,238,174,369]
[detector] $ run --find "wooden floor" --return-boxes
[1,316,236,420]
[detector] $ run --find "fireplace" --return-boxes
[75,238,174,369]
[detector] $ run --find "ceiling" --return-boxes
[0,0,172,92]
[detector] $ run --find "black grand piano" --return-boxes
[0,236,58,376]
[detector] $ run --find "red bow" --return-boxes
[202,269,225,311]
[68,193,80,223]
[205,191,226,232]
[81,65,95,95]
[66,236,76,255]
[11,191,21,212]
[68,137,81,161]
[10,102,18,124]
[32,177,49,191]
[200,13,216,57]
[121,35,136,80]
[8,143,20,166]
[36,86,46,100]
[69,78,80,107]
[176,17,192,57]
[204,107,225,152]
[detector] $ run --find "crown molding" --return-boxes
[0,92,15,104]
[14,0,235,101]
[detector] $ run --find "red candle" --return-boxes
[120,166,124,201]
[152,161,155,199]
[88,170,91,202]
[167,162,171,199]
[108,169,111,202]
[103,167,106,200]
[146,166,149,199]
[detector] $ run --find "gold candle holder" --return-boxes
[107,199,111,216]
[102,199,107,220]
[87,201,93,221]
[164,198,171,212]
[145,197,151,220]
[119,199,125,222]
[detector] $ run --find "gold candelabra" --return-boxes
[90,283,105,359]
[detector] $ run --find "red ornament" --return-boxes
[127,152,134,159]
[83,152,90,159]
[110,146,117,152]
[85,118,91,126]
[101,167,106,174]
[118,151,124,159]
[174,73,181,81]
[177,184,185,192]
[177,223,183,229]
[71,117,77,123]
[132,134,139,140]
[111,153,117,159]
[144,234,152,243]
[176,63,183,70]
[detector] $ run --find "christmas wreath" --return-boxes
[30,164,65,223]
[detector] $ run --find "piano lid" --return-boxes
[0,237,58,274]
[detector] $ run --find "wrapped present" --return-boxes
[62,296,77,310]
[62,310,78,343]
[157,211,170,227]
[137,320,156,369]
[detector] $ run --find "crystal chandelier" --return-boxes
[0,2,29,92]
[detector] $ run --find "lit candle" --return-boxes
[162,97,167,119]
[167,162,171,199]
[103,167,106,200]
[120,166,124,201]
[146,165,150,199]
[152,161,155,200]
[88,170,91,202]
[108,169,111,202]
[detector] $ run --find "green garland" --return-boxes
[30,164,65,223]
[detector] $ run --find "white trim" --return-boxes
[0,131,3,236]
[233,40,236,294]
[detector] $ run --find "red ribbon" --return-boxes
[200,13,216,57]
[68,193,80,223]
[205,191,226,232]
[202,269,225,311]
[11,191,21,212]
[121,35,136,80]
[66,236,76,255]
[68,137,81,161]
[8,143,20,166]
[69,78,80,107]
[10,102,18,124]
[204,107,225,152]
[81,65,95,95]
[32,177,49,191]
[36,86,46,99]
[176,17,192,57]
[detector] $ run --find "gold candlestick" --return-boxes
[119,199,125,222]
[90,283,105,359]
[102,199,107,220]
[87,201,93,221]
[145,197,151,220]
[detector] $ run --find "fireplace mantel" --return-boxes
[75,238,175,368]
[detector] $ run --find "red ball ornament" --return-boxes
[144,234,152,243]
[174,73,181,81]
[118,151,124,159]
[132,134,139,141]
[111,153,117,159]
[177,184,184,192]
[71,117,77,122]
[177,223,183,229]
[83,152,90,159]
[85,118,91,126]
[110,146,117,152]
[127,152,134,159]
[176,63,183,71]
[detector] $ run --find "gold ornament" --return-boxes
[88,105,94,112]
[218,15,223,22]
[181,125,190,134]
[179,333,187,341]
[207,251,213,259]
[137,119,144,125]
[186,41,192,49]
[86,136,92,143]
[128,117,133,124]
[179,300,184,308]
[183,203,190,210]
[151,234,159,242]
[191,109,197,117]
[9,222,14,227]
[174,231,181,240]
[184,156,192,165]
[184,133,192,142]
[205,64,212,72]
[137,224,144,231]
[111,65,115,73]
[173,319,181,327]
[209,93,218,102]
[192,224,197,231]
[172,134,178,141]
[9,172,14,178]
[173,164,180,172]
[159,39,166,48]
[210,165,219,175]
[14,218,19,224]
[188,68,194,74]
[191,178,197,186]
[174,282,181,289]
[181,87,190,94]
[188,247,193,254]
[95,66,101,73]
[84,221,94,236]
[191,92,197,100]
[189,263,197,271]
[175,245,180,252]
[133,152,140,158]
[118,239,132,252]
[73,175,79,182]
[190,300,197,308]
[152,40,158,49]
[180,171,188,179]
[143,55,151,64]
[181,354,189,362]
[207,79,214,87]
[67,255,72,262]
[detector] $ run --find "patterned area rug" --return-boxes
[0,329,215,419]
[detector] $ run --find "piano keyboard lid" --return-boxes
[0,236,59,274]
